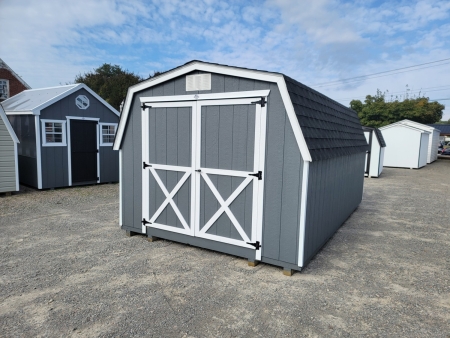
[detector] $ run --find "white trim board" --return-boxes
[35,115,42,189]
[113,61,312,162]
[298,160,310,267]
[40,119,67,147]
[0,105,19,143]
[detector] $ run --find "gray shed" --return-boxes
[113,61,368,273]
[3,84,119,189]
[0,104,19,193]
[363,127,386,178]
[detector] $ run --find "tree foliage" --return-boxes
[350,89,444,128]
[75,64,163,112]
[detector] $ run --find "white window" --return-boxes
[100,123,117,146]
[0,79,9,100]
[41,119,67,146]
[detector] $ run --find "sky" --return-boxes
[1,0,450,119]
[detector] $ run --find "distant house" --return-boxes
[0,58,31,101]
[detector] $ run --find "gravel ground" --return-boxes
[0,161,449,337]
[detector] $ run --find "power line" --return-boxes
[311,58,450,88]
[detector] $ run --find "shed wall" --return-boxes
[418,133,429,168]
[39,87,119,188]
[381,127,421,168]
[428,130,439,163]
[0,116,17,192]
[121,72,304,266]
[8,115,38,187]
[303,152,365,266]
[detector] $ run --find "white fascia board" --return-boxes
[0,106,19,143]
[298,160,310,267]
[4,110,36,115]
[113,62,312,162]
[400,119,437,132]
[380,123,431,133]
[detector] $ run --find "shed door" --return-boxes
[70,120,98,183]
[142,96,267,259]
[194,98,266,255]
[142,102,196,236]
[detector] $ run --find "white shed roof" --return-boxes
[379,122,431,134]
[2,83,119,116]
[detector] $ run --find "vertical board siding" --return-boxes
[303,152,365,266]
[8,115,38,187]
[0,117,16,192]
[121,71,304,268]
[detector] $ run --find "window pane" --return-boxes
[46,134,55,142]
[54,124,62,133]
[54,134,62,142]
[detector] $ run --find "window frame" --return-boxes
[0,79,9,100]
[41,119,67,147]
[99,123,118,146]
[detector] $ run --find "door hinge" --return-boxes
[249,171,262,180]
[97,177,99,181]
[142,218,151,226]
[141,103,152,110]
[251,97,267,107]
[96,149,99,153]
[195,169,201,172]
[143,162,152,169]
[247,241,261,250]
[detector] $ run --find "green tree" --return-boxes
[75,64,163,111]
[350,89,444,127]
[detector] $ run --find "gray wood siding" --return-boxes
[0,117,17,192]
[121,72,304,266]
[8,115,38,187]
[39,88,119,188]
[303,152,365,266]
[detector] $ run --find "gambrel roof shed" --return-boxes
[114,60,368,273]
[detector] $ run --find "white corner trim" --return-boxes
[119,149,123,226]
[113,62,312,162]
[99,122,118,146]
[40,119,67,147]
[35,115,42,189]
[14,142,19,191]
[298,160,310,267]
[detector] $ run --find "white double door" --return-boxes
[142,93,267,258]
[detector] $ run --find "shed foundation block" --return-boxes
[147,236,159,242]
[248,260,259,267]
[283,269,294,276]
[125,230,140,237]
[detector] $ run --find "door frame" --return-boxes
[141,90,269,260]
[66,116,100,186]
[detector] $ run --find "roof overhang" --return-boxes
[113,61,312,162]
[380,123,431,133]
[0,105,19,143]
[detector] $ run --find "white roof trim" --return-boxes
[398,119,439,133]
[379,123,431,133]
[0,105,19,143]
[0,58,31,89]
[3,83,119,117]
[113,61,312,162]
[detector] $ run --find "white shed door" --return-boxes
[142,94,267,259]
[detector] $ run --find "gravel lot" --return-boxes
[1,161,449,337]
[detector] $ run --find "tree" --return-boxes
[350,89,444,128]
[75,64,163,112]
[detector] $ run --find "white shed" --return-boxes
[0,104,19,193]
[397,120,440,163]
[363,127,386,178]
[379,123,430,169]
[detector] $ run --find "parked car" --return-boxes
[441,148,450,156]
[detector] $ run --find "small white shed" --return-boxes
[397,120,440,163]
[379,123,430,169]
[0,104,19,193]
[363,127,386,178]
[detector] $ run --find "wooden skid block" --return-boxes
[147,236,159,242]
[248,260,259,267]
[125,230,139,237]
[283,269,293,276]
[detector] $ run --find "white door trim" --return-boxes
[140,90,270,104]
[66,116,100,186]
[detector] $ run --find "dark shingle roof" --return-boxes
[283,75,368,161]
[362,126,386,147]
[428,124,450,134]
